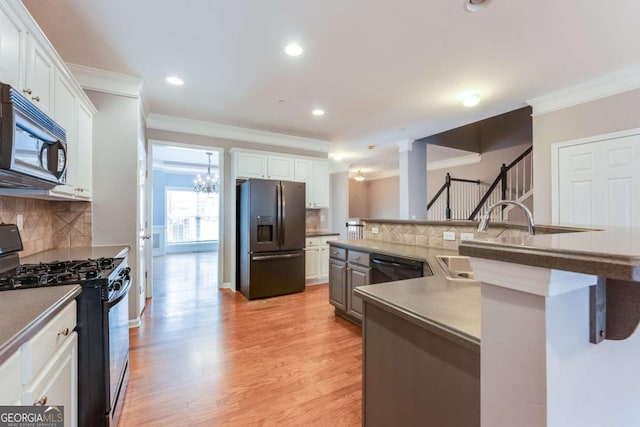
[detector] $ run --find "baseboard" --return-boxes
[220,282,234,290]
[128,318,141,328]
[306,278,328,286]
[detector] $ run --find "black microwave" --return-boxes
[0,83,67,189]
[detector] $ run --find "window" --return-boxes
[166,189,219,243]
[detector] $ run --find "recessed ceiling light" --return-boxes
[465,0,490,12]
[278,99,287,104]
[462,94,481,107]
[166,76,184,86]
[284,43,303,57]
[368,145,376,150]
[312,108,325,116]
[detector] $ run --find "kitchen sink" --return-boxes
[435,255,478,284]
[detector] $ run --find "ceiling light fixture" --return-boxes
[354,170,366,182]
[312,108,325,116]
[465,0,490,12]
[166,76,184,86]
[285,43,303,57]
[193,152,219,195]
[462,94,481,107]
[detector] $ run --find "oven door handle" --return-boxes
[108,278,131,308]
[371,259,401,268]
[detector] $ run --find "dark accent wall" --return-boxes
[416,106,532,154]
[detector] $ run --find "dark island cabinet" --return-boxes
[328,258,347,310]
[347,263,368,320]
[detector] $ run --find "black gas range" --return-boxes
[0,224,131,427]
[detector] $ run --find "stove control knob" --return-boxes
[123,267,131,275]
[112,280,122,291]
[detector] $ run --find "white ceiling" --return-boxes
[23,0,640,175]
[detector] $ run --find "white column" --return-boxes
[330,162,350,240]
[472,258,640,427]
[397,139,427,219]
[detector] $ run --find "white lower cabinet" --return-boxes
[22,332,77,427]
[305,236,338,281]
[0,351,22,405]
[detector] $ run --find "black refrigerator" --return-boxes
[238,179,306,299]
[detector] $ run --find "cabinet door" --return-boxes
[0,351,21,405]
[74,102,93,199]
[267,155,294,180]
[0,2,26,89]
[347,265,369,320]
[25,35,54,115]
[312,161,330,208]
[329,258,347,310]
[236,152,267,179]
[305,247,320,280]
[23,332,77,427]
[52,73,77,196]
[294,159,314,207]
[320,246,330,279]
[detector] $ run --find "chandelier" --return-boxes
[193,152,219,195]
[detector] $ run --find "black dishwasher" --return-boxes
[370,253,432,284]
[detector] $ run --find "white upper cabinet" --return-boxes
[267,155,294,180]
[52,73,77,197]
[25,34,54,115]
[236,151,267,179]
[74,102,93,199]
[0,2,25,89]
[312,161,330,208]
[294,159,330,208]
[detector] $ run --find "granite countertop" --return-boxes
[0,285,81,364]
[331,239,481,350]
[21,245,130,264]
[459,228,640,281]
[306,231,340,237]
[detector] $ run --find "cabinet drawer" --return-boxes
[329,246,346,261]
[305,237,321,247]
[348,250,370,266]
[0,351,22,405]
[22,301,76,384]
[321,236,338,245]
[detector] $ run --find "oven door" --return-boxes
[107,278,131,425]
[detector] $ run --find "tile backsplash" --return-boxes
[0,196,92,256]
[305,208,328,232]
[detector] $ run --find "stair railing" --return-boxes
[467,146,533,221]
[426,173,481,220]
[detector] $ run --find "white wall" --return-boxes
[88,90,141,321]
[532,88,640,223]
[331,171,349,239]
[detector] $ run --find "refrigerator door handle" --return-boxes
[280,183,286,246]
[276,183,283,246]
[252,253,303,261]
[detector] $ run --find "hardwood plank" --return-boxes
[118,253,362,426]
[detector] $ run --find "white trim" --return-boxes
[527,65,640,116]
[330,161,351,174]
[550,127,640,223]
[147,113,330,153]
[67,63,144,98]
[221,282,233,290]
[128,318,141,328]
[426,153,481,171]
[396,139,414,152]
[366,169,399,180]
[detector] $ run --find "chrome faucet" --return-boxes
[477,200,536,236]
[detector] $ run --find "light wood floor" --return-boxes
[118,252,363,426]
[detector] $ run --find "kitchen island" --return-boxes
[330,239,481,426]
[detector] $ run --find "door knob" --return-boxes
[142,234,151,240]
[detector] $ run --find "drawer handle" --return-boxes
[332,251,338,255]
[34,396,47,406]
[354,256,360,260]
[58,327,70,337]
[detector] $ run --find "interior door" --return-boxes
[558,134,640,228]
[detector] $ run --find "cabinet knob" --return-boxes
[32,96,40,102]
[23,88,33,95]
[34,396,48,406]
[58,327,70,337]
[354,256,360,260]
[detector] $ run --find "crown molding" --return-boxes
[365,169,400,181]
[396,138,414,152]
[426,153,481,171]
[527,65,640,116]
[67,63,144,98]
[147,113,330,153]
